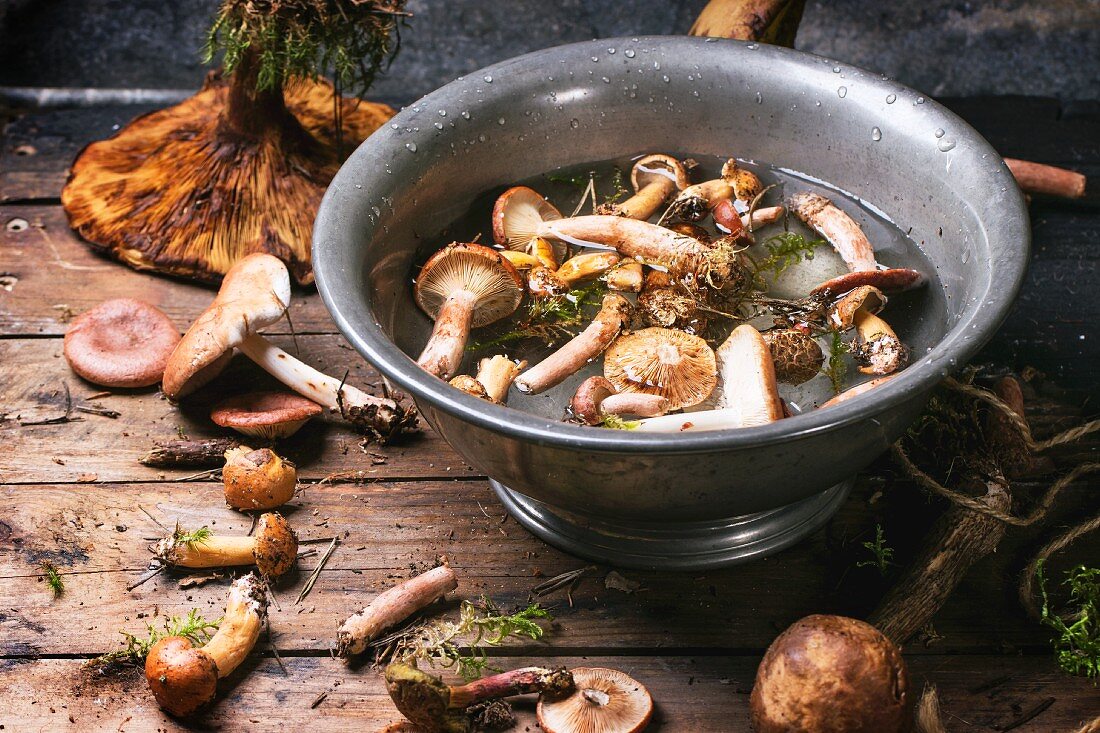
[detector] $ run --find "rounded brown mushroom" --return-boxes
[750,614,910,733]
[537,667,653,733]
[63,298,180,388]
[636,270,707,334]
[414,243,525,379]
[762,329,824,385]
[449,374,490,400]
[252,512,299,578]
[210,390,323,440]
[155,511,298,579]
[603,327,717,410]
[222,446,297,510]
[571,376,671,425]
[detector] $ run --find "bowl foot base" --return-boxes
[489,479,853,570]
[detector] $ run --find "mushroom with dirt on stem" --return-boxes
[824,285,907,376]
[636,270,707,334]
[63,298,181,388]
[414,243,525,380]
[222,446,297,510]
[155,512,298,579]
[477,355,526,404]
[162,253,415,441]
[537,667,654,733]
[145,573,267,717]
[210,390,322,440]
[571,376,671,426]
[600,154,689,220]
[603,327,717,411]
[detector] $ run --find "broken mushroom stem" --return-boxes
[570,376,671,425]
[476,356,526,404]
[155,512,298,579]
[605,260,644,292]
[1004,157,1086,200]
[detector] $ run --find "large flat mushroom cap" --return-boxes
[603,327,717,410]
[537,667,653,733]
[211,390,323,439]
[63,298,181,388]
[414,243,524,328]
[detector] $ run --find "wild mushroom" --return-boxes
[145,573,267,717]
[449,375,490,400]
[493,186,566,261]
[385,662,574,733]
[556,252,622,287]
[762,328,823,385]
[790,192,924,297]
[571,376,670,425]
[826,285,886,331]
[336,564,458,656]
[852,309,908,376]
[601,154,689,220]
[667,158,762,224]
[527,265,569,298]
[210,390,323,440]
[605,261,644,292]
[819,375,898,408]
[536,667,653,733]
[155,512,298,579]
[63,298,181,388]
[636,270,707,334]
[222,446,297,510]
[714,200,785,236]
[515,294,633,395]
[749,615,910,733]
[162,253,414,441]
[602,327,717,410]
[414,243,525,379]
[476,356,526,403]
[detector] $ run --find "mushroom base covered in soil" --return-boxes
[62,60,393,285]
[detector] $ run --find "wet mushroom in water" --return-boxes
[162,253,414,441]
[222,446,297,510]
[210,390,322,440]
[155,512,298,579]
[62,1,403,284]
[145,573,267,717]
[571,376,670,426]
[852,309,908,376]
[414,243,525,379]
[666,158,761,231]
[603,327,717,411]
[555,251,623,287]
[537,667,653,733]
[477,355,526,403]
[762,328,823,385]
[605,261,645,293]
[636,270,707,334]
[493,186,567,263]
[790,192,924,297]
[63,298,181,388]
[820,374,898,408]
[601,154,689,220]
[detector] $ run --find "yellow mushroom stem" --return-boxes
[201,575,266,678]
[556,251,621,287]
[476,356,526,404]
[606,261,644,292]
[617,176,678,220]
[499,250,541,270]
[527,237,560,270]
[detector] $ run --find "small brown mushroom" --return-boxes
[210,390,323,440]
[222,446,297,510]
[852,309,908,376]
[750,614,910,733]
[493,186,566,259]
[527,265,569,298]
[537,667,653,733]
[155,512,298,579]
[63,298,181,388]
[449,374,490,400]
[570,376,671,425]
[145,573,267,717]
[605,261,644,292]
[668,158,761,225]
[636,270,707,334]
[820,375,898,408]
[603,154,689,220]
[603,327,717,410]
[415,243,525,379]
[827,285,886,331]
[762,328,824,385]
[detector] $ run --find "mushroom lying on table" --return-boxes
[602,327,717,411]
[601,154,689,220]
[537,667,654,733]
[222,446,297,510]
[63,298,181,388]
[155,512,298,579]
[571,376,671,425]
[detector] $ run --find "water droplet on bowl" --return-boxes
[498,117,506,125]
[624,49,635,58]
[915,96,926,104]
[747,43,759,50]
[438,109,447,117]
[886,93,896,104]
[390,123,399,130]
[755,92,763,104]
[937,138,956,152]
[833,66,841,73]
[837,86,847,98]
[477,134,487,143]
[434,122,443,130]
[607,47,616,54]
[483,75,493,83]
[461,110,470,119]
[405,142,417,153]
[591,56,599,62]
[569,118,580,129]
[871,127,882,141]
[662,75,670,83]
[934,128,945,138]
[601,76,610,83]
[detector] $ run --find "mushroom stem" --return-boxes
[790,192,878,272]
[336,564,458,657]
[200,574,267,678]
[632,407,758,433]
[713,324,785,423]
[820,375,897,408]
[853,310,907,376]
[515,294,632,395]
[416,290,478,379]
[671,179,735,221]
[615,178,678,220]
[1004,158,1086,199]
[236,333,412,439]
[606,261,644,292]
[556,252,622,286]
[601,392,670,418]
[477,356,526,404]
[742,205,785,231]
[155,512,298,578]
[448,667,574,709]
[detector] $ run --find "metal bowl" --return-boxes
[313,36,1028,569]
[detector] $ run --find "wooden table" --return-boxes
[1,97,1098,731]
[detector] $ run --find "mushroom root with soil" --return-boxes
[571,376,671,426]
[222,446,297,510]
[145,573,267,717]
[155,512,298,579]
[63,298,181,388]
[537,667,654,733]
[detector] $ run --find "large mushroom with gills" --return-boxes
[162,253,415,441]
[790,192,924,297]
[414,243,525,379]
[537,667,653,733]
[63,298,181,388]
[145,573,267,717]
[602,327,717,411]
[601,154,689,220]
[155,512,298,579]
[571,376,671,425]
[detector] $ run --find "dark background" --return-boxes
[2,0,1099,102]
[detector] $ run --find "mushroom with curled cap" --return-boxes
[162,253,414,441]
[762,328,824,385]
[222,446,297,510]
[826,284,886,331]
[571,376,670,426]
[790,192,925,297]
[145,573,267,717]
[602,327,717,411]
[750,614,910,733]
[210,390,322,440]
[414,243,525,380]
[600,154,689,220]
[63,298,181,388]
[852,309,908,376]
[537,667,654,733]
[449,356,526,404]
[493,186,567,263]
[666,158,762,225]
[155,512,298,579]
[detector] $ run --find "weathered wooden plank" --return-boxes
[1,655,1094,733]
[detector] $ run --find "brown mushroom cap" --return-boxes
[145,636,219,718]
[721,159,764,204]
[750,614,910,733]
[414,243,525,327]
[631,154,690,192]
[827,285,886,331]
[537,667,653,733]
[252,512,298,578]
[810,268,925,298]
[222,446,297,510]
[210,391,323,439]
[492,186,564,251]
[63,298,181,388]
[603,327,717,410]
[762,329,824,385]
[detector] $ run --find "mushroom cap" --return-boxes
[252,512,298,578]
[527,265,569,298]
[222,446,297,510]
[537,667,653,733]
[762,329,825,385]
[145,636,218,718]
[750,614,910,733]
[210,390,323,439]
[631,154,690,192]
[572,376,618,425]
[827,285,887,331]
[810,268,925,298]
[711,198,747,237]
[385,663,466,733]
[63,298,181,388]
[721,160,764,204]
[603,327,717,410]
[492,186,564,252]
[415,243,525,327]
[162,253,292,399]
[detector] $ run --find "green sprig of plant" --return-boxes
[374,597,551,681]
[823,329,849,395]
[601,168,628,208]
[601,414,641,430]
[90,610,222,667]
[173,524,214,547]
[469,282,607,351]
[1037,561,1100,680]
[856,524,895,577]
[752,231,824,284]
[41,562,64,596]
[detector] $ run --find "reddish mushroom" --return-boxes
[537,667,653,733]
[571,376,671,425]
[210,390,323,440]
[63,298,180,388]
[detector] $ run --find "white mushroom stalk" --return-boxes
[515,294,633,395]
[852,310,908,375]
[477,355,526,403]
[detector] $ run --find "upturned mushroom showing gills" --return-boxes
[571,376,670,426]
[155,512,298,579]
[145,573,267,717]
[790,192,925,297]
[603,327,717,411]
[762,328,824,385]
[63,298,181,388]
[222,446,297,510]
[601,154,689,220]
[750,615,910,733]
[493,186,565,258]
[210,390,323,440]
[415,243,525,380]
[537,667,654,733]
